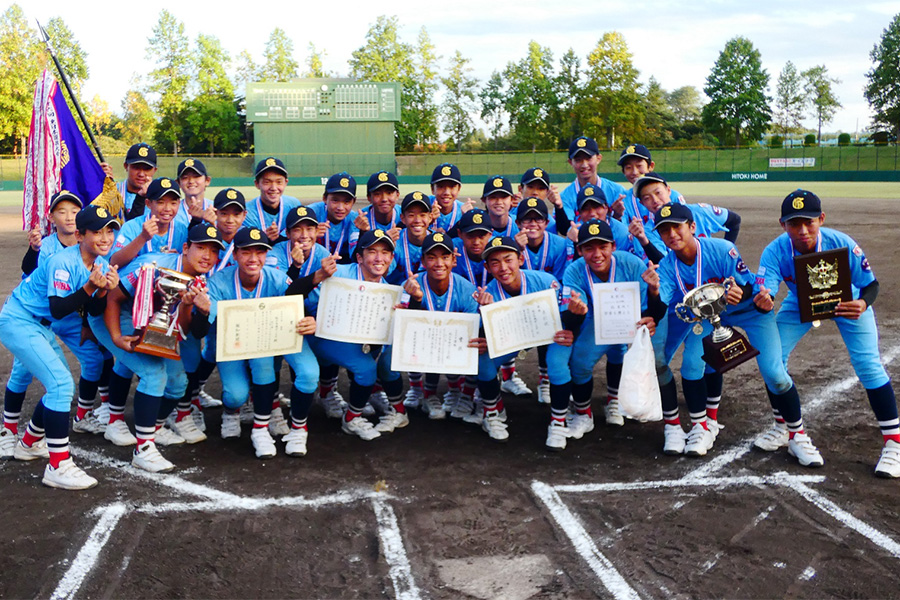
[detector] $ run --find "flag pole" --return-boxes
[36,20,106,163]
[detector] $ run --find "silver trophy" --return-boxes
[135,267,196,360]
[674,280,759,373]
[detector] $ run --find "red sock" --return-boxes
[695,420,709,431]
[176,409,191,422]
[49,450,69,469]
[664,418,681,426]
[391,401,406,414]
[75,406,90,421]
[21,430,41,447]
[500,366,515,381]
[109,413,124,424]
[706,407,719,421]
[606,395,617,406]
[344,409,361,422]
[577,407,593,417]
[788,429,804,439]
[136,437,151,447]
[3,423,18,436]
[191,397,202,409]
[884,434,900,444]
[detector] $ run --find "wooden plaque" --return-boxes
[793,248,852,323]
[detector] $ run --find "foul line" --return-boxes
[372,495,423,600]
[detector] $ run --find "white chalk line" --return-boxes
[531,482,641,600]
[372,495,423,600]
[684,341,900,481]
[49,503,127,600]
[552,473,824,494]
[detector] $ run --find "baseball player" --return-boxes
[387,192,434,285]
[107,142,157,221]
[654,202,822,466]
[511,168,559,234]
[0,205,119,489]
[430,163,473,232]
[356,170,402,239]
[243,157,302,243]
[175,158,216,227]
[110,177,189,268]
[560,183,633,255]
[754,190,899,478]
[308,172,360,263]
[559,136,628,223]
[616,144,686,223]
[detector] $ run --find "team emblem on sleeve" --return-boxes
[728,247,738,259]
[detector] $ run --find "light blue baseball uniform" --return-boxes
[242,195,302,238]
[361,205,402,233]
[560,177,628,222]
[113,215,189,259]
[452,238,492,288]
[307,201,360,259]
[521,232,575,281]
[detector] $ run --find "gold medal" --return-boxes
[361,344,371,354]
[693,322,704,335]
[812,320,821,328]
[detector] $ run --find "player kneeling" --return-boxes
[755,190,899,478]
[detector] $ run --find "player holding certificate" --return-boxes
[306,230,406,440]
[201,228,320,459]
[472,236,586,442]
[552,220,665,449]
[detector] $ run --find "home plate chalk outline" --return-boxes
[51,449,421,600]
[533,342,900,600]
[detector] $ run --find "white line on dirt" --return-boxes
[552,473,824,494]
[50,503,127,600]
[531,481,641,600]
[790,481,900,559]
[371,494,422,600]
[683,342,900,481]
[131,489,376,514]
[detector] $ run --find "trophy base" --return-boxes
[134,326,181,360]
[702,331,759,374]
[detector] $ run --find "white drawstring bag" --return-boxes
[617,325,662,422]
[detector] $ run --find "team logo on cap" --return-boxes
[473,213,483,224]
[374,229,385,238]
[433,233,444,243]
[138,147,149,157]
[661,206,672,218]
[527,198,538,208]
[96,207,108,218]
[589,224,600,235]
[265,158,276,167]
[206,226,216,237]
[161,179,171,189]
[491,238,503,247]
[534,169,543,178]
[441,166,452,176]
[413,191,423,200]
[493,178,503,188]
[626,145,636,154]
[250,230,261,240]
[577,139,587,148]
[340,177,349,187]
[185,159,195,167]
[226,189,237,200]
[378,172,388,182]
[792,197,804,210]
[297,207,307,216]
[585,187,594,196]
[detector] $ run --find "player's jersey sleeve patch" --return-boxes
[54,269,70,282]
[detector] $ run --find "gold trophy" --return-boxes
[134,267,196,360]
[674,280,759,374]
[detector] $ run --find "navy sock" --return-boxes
[682,378,707,419]
[549,382,572,416]
[3,387,26,416]
[133,391,162,432]
[289,387,315,422]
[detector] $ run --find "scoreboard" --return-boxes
[246,81,401,123]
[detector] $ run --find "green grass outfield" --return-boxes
[2,181,897,209]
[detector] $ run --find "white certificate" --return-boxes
[592,281,642,344]
[390,310,480,375]
[315,277,403,345]
[215,296,305,361]
[480,288,562,358]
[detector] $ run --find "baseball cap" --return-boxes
[431,163,462,185]
[233,227,273,250]
[633,173,668,198]
[457,209,491,234]
[49,190,83,211]
[324,172,356,198]
[421,231,454,255]
[482,175,513,198]
[286,205,319,229]
[356,229,395,252]
[254,157,288,179]
[576,183,608,210]
[780,190,824,223]
[577,219,615,246]
[481,235,522,260]
[617,144,652,166]
[520,167,550,187]
[367,170,399,194]
[125,143,157,168]
[214,188,246,211]
[515,197,549,221]
[568,136,600,159]
[146,178,181,201]
[401,191,432,213]
[177,158,208,178]
[652,203,693,230]
[77,205,120,231]
[187,224,225,250]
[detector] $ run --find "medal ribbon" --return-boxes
[255,198,285,235]
[462,250,488,287]
[496,271,527,301]
[145,220,176,254]
[215,242,234,274]
[673,238,702,298]
[523,233,550,271]
[325,221,347,256]
[583,255,616,302]
[368,207,397,230]
[423,274,454,312]
[234,267,264,299]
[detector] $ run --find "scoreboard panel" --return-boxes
[246,81,401,123]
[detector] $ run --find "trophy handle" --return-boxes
[723,277,735,293]
[674,303,698,323]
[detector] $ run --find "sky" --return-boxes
[20,0,900,137]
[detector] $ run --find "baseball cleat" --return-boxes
[375,409,409,433]
[220,412,241,439]
[0,428,18,459]
[251,427,277,459]
[283,427,308,457]
[875,440,900,478]
[14,437,49,461]
[545,421,570,451]
[421,395,446,420]
[753,421,789,452]
[663,424,687,455]
[403,386,423,409]
[190,404,207,432]
[481,410,509,442]
[132,441,175,473]
[537,381,551,404]
[93,402,110,425]
[171,416,207,444]
[787,432,824,467]
[104,420,137,446]
[154,426,186,446]
[566,412,595,440]
[442,389,460,412]
[318,390,346,419]
[684,423,715,457]
[268,407,290,437]
[604,399,625,426]
[450,393,475,420]
[198,386,223,408]
[501,374,531,396]
[341,415,381,441]
[42,458,98,490]
[72,411,106,435]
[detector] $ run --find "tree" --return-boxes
[667,86,702,123]
[642,77,676,147]
[86,95,116,138]
[772,61,805,141]
[196,34,233,97]
[701,36,771,147]
[501,41,559,151]
[802,65,841,143]
[304,43,329,77]
[440,51,477,151]
[405,26,440,149]
[553,49,582,146]
[579,32,643,149]
[187,35,240,155]
[0,4,41,155]
[262,28,299,82]
[118,86,156,143]
[43,17,88,99]
[479,71,506,148]
[145,9,191,154]
[865,13,900,139]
